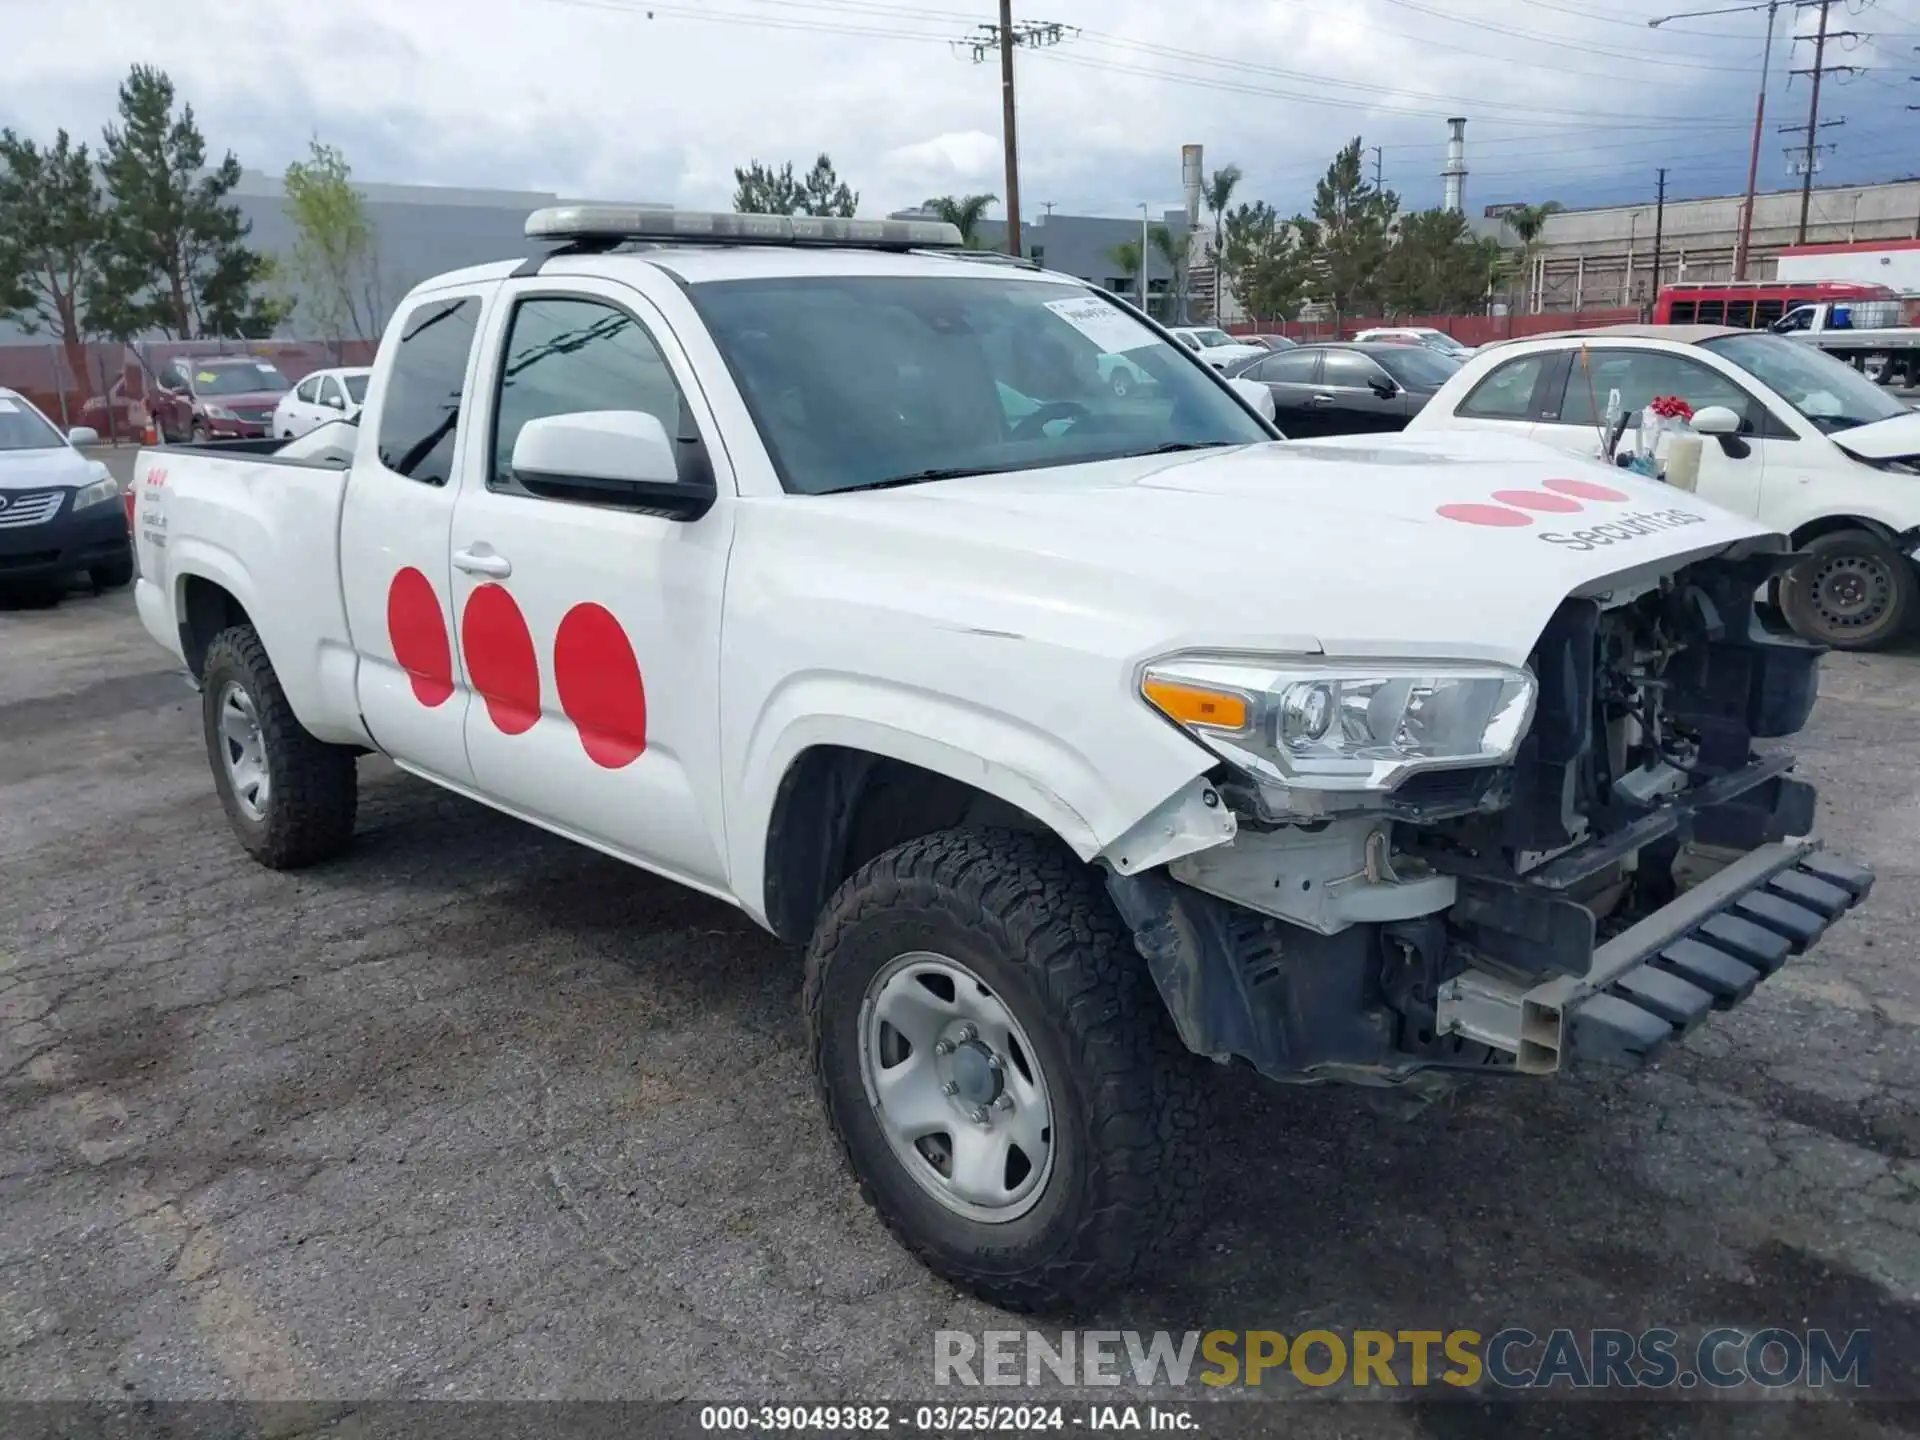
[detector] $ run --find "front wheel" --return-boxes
[1779,529,1919,651]
[201,625,359,867]
[805,828,1208,1312]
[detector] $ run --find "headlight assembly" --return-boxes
[203,404,237,421]
[71,476,120,511]
[1141,654,1537,795]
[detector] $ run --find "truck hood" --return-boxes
[1831,408,1920,462]
[0,444,100,492]
[811,431,1778,667]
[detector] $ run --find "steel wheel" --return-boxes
[859,950,1054,1224]
[217,681,271,822]
[1808,552,1894,636]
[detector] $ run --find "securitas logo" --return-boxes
[1436,477,1707,553]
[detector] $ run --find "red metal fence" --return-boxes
[1232,308,1642,346]
[0,339,379,442]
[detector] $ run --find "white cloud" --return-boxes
[2,0,1906,222]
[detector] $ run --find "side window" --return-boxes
[1557,351,1753,428]
[376,296,480,486]
[1755,299,1785,326]
[1695,300,1725,324]
[296,376,322,403]
[1257,351,1319,383]
[489,295,690,497]
[1725,300,1755,328]
[1178,333,1202,351]
[1322,352,1388,389]
[320,377,344,408]
[1668,301,1697,324]
[1776,306,1813,333]
[1456,355,1547,420]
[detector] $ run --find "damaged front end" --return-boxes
[1106,549,1874,1086]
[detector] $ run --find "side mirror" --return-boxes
[511,409,714,520]
[1370,379,1399,399]
[1230,377,1278,422]
[67,426,100,447]
[1691,405,1741,436]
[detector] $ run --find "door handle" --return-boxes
[453,547,512,579]
[1308,394,1334,406]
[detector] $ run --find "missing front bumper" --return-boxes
[1435,841,1873,1073]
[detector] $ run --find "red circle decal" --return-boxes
[1544,477,1629,503]
[1437,503,1533,527]
[461,584,540,735]
[1492,488,1582,514]
[387,567,454,707]
[553,603,648,769]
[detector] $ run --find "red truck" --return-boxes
[150,355,293,442]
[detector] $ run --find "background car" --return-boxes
[1353,327,1477,362]
[1406,324,1920,649]
[1097,352,1158,398]
[1244,334,1297,351]
[0,387,129,593]
[151,356,293,443]
[1227,342,1463,437]
[274,366,372,438]
[1165,325,1268,370]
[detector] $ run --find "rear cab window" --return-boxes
[375,295,483,486]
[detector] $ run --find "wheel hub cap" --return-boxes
[1812,555,1890,629]
[859,952,1055,1223]
[217,681,270,822]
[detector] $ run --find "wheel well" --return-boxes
[1790,515,1895,550]
[762,746,1050,944]
[178,576,253,680]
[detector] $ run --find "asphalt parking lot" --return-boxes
[6,582,1920,1435]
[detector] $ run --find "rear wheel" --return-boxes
[201,625,358,867]
[805,827,1209,1312]
[1780,529,1918,651]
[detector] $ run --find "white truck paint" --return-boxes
[129,213,1871,1311]
[1771,300,1920,386]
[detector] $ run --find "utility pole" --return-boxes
[1650,168,1667,315]
[1369,146,1384,192]
[965,8,1071,258]
[1782,0,1862,244]
[1736,1,1780,279]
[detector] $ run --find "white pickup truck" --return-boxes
[131,206,1871,1311]
[1772,299,1920,387]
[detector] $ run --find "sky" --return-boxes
[1,0,1917,223]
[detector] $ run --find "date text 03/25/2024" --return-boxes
[698,1404,1190,1432]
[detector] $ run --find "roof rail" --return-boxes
[524,204,962,252]
[911,248,1043,271]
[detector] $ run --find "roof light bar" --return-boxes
[525,205,963,251]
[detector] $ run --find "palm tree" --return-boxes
[1150,224,1189,323]
[1503,201,1563,316]
[923,194,998,250]
[1202,165,1242,322]
[1107,240,1145,313]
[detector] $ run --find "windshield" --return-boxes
[0,396,66,451]
[1702,333,1908,433]
[1372,347,1463,388]
[1186,328,1235,348]
[690,275,1272,494]
[197,363,290,396]
[345,373,369,403]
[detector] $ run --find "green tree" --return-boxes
[1200,164,1241,321]
[0,127,108,405]
[732,153,858,217]
[1106,240,1146,314]
[91,64,288,341]
[283,139,384,358]
[1307,137,1398,323]
[1150,223,1191,323]
[923,193,997,248]
[1220,201,1311,326]
[1378,207,1497,316]
[1502,200,1563,314]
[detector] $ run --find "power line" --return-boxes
[960,7,1070,257]
[1782,0,1861,240]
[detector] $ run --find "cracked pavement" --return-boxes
[4,584,1920,1438]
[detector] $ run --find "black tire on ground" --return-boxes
[805,827,1210,1313]
[190,422,208,445]
[200,625,359,868]
[89,558,134,591]
[1779,528,1920,651]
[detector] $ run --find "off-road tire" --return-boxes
[200,625,358,868]
[1780,528,1918,651]
[805,827,1210,1313]
[89,558,134,591]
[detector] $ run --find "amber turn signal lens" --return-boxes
[1142,677,1251,731]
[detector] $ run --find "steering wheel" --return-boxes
[1008,399,1090,441]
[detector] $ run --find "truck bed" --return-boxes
[130,436,371,748]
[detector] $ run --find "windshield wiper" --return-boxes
[834,466,1004,493]
[1124,441,1238,457]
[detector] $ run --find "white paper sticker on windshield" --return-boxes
[1044,296,1157,354]
[0,398,17,413]
[255,362,277,373]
